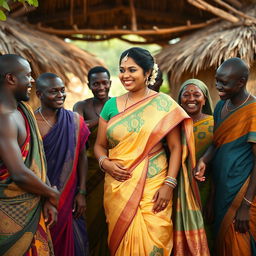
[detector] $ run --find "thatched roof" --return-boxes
[9,0,217,44]
[156,5,256,82]
[10,0,252,45]
[0,18,103,84]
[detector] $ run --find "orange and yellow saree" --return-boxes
[103,93,208,256]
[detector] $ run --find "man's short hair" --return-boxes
[0,54,27,85]
[36,72,60,91]
[88,66,110,82]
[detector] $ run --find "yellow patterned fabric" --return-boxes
[103,93,195,256]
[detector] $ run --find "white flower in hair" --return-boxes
[148,63,159,86]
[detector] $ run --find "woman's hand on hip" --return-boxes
[152,184,173,214]
[102,159,132,182]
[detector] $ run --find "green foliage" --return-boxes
[0,10,6,20]
[0,0,38,21]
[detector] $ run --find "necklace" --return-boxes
[39,108,53,128]
[127,88,150,104]
[192,113,205,123]
[225,93,251,112]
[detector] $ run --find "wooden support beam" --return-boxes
[129,0,137,31]
[187,0,240,23]
[37,18,217,36]
[83,0,87,23]
[214,0,256,24]
[28,6,183,26]
[70,0,74,25]
[225,0,242,9]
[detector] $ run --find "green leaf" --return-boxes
[2,1,10,11]
[32,0,38,7]
[0,10,6,21]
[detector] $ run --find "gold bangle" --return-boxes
[98,155,108,172]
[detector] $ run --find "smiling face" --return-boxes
[215,65,243,100]
[89,72,111,100]
[119,57,149,92]
[13,59,34,102]
[180,84,206,115]
[38,77,66,109]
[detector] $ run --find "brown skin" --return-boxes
[0,58,59,227]
[35,76,88,218]
[73,72,111,130]
[180,84,208,124]
[195,59,256,233]
[94,57,182,214]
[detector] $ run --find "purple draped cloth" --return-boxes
[43,108,90,256]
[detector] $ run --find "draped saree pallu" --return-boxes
[0,102,53,256]
[103,93,202,256]
[212,100,256,256]
[42,109,90,256]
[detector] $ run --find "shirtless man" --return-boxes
[73,66,111,130]
[0,54,59,255]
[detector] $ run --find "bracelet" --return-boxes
[164,176,177,188]
[164,181,176,189]
[78,188,86,196]
[98,155,108,172]
[243,196,255,206]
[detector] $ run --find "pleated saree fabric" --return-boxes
[101,93,209,256]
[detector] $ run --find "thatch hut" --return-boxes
[156,5,256,104]
[0,18,103,109]
[22,0,215,45]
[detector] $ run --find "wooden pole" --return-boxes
[187,0,240,23]
[130,0,137,31]
[70,0,74,25]
[37,18,218,36]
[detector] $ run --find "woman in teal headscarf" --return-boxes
[178,79,214,253]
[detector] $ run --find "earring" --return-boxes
[145,77,149,86]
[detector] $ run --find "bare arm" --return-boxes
[0,115,59,207]
[94,117,131,181]
[166,125,182,178]
[77,147,88,191]
[153,125,182,213]
[73,101,99,129]
[194,143,216,181]
[235,143,256,233]
[73,146,88,218]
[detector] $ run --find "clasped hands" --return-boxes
[102,159,172,214]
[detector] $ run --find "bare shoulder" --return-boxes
[74,98,92,108]
[0,112,18,138]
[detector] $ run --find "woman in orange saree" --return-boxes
[94,47,209,256]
